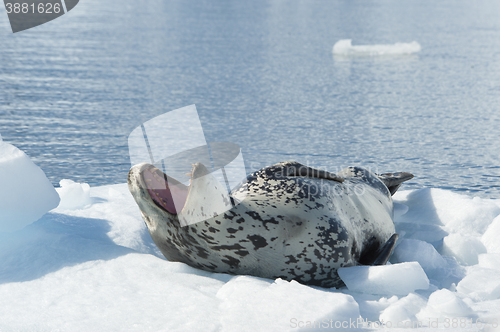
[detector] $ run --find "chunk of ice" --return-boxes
[478,253,500,270]
[482,215,500,253]
[332,39,421,56]
[442,233,487,266]
[417,289,473,320]
[55,179,91,210]
[456,267,500,301]
[393,239,447,272]
[0,139,60,231]
[338,262,429,296]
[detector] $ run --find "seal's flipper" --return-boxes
[378,172,414,195]
[282,161,344,183]
[359,233,399,266]
[372,233,399,266]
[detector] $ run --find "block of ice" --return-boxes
[392,238,465,288]
[0,139,60,232]
[456,267,500,301]
[482,215,500,253]
[55,179,91,210]
[338,262,429,296]
[393,239,447,272]
[417,289,473,320]
[391,239,449,279]
[395,222,449,244]
[478,253,500,270]
[442,233,487,266]
[332,39,421,56]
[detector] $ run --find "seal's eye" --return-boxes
[142,166,188,215]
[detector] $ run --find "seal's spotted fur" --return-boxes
[128,161,413,287]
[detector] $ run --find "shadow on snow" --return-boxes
[0,212,135,284]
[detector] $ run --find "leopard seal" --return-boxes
[128,161,413,287]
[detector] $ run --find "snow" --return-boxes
[482,215,500,254]
[56,179,91,210]
[332,39,421,56]
[217,276,360,331]
[478,253,500,270]
[0,139,60,232]
[379,293,427,326]
[2,145,500,330]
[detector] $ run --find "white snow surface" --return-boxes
[332,39,422,56]
[1,150,500,330]
[0,139,60,232]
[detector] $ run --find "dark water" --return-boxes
[1,0,500,198]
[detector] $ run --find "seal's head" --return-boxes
[128,162,236,263]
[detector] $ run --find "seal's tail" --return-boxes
[378,172,414,196]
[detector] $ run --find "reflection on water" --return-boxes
[1,0,500,197]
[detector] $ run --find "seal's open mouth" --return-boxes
[141,165,188,215]
[135,161,236,227]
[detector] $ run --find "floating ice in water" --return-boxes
[338,262,429,296]
[332,39,421,56]
[1,180,500,329]
[55,179,92,210]
[0,138,60,232]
